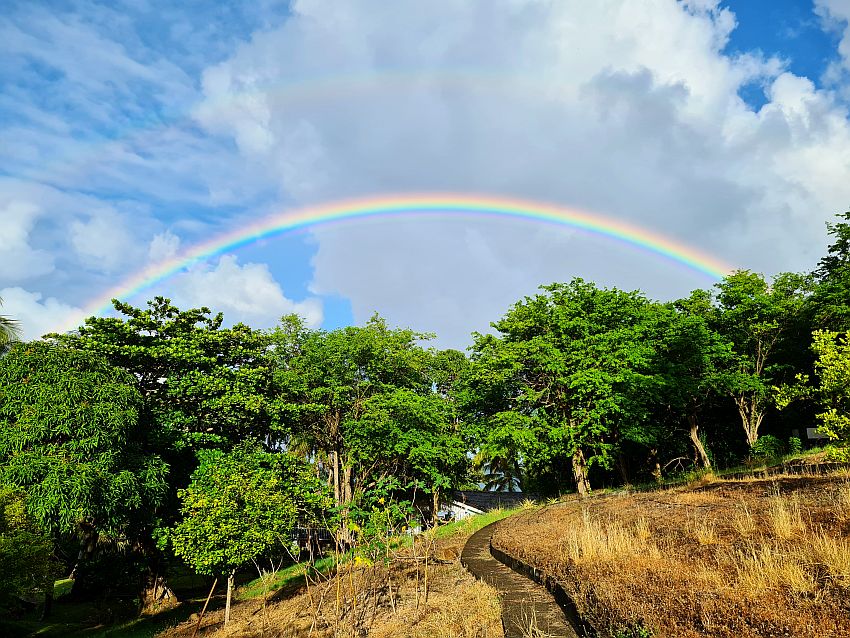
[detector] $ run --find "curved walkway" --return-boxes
[461,520,579,638]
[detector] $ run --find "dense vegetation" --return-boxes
[1,211,849,621]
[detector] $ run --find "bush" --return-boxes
[787,437,803,456]
[751,435,784,459]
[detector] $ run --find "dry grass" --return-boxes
[767,495,806,539]
[561,511,659,564]
[732,502,757,537]
[834,482,850,524]
[492,475,850,638]
[158,529,503,638]
[732,543,816,597]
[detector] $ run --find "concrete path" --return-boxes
[461,521,580,638]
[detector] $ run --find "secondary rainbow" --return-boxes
[58,193,735,333]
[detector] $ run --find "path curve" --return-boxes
[461,520,580,638]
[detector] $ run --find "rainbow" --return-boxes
[56,193,734,333]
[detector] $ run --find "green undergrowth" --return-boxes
[237,555,336,601]
[238,507,525,602]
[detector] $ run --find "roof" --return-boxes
[450,490,536,512]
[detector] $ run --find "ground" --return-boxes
[492,472,850,638]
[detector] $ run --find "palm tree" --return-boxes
[0,296,21,347]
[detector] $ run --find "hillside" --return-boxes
[492,474,850,638]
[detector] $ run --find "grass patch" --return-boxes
[236,556,336,601]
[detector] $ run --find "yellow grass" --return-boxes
[562,511,659,563]
[733,544,816,597]
[732,502,757,537]
[768,496,806,539]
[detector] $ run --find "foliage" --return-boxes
[712,270,811,447]
[0,342,168,541]
[51,297,280,451]
[812,210,850,331]
[750,435,784,459]
[166,442,329,577]
[787,436,803,456]
[272,314,468,509]
[0,485,59,608]
[466,279,665,494]
[811,330,850,446]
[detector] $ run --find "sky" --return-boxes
[2,0,850,348]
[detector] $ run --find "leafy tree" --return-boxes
[467,280,663,495]
[0,343,168,590]
[52,297,280,451]
[272,315,435,509]
[712,271,810,447]
[812,211,850,331]
[167,443,329,624]
[349,388,469,519]
[661,291,734,469]
[811,330,850,457]
[0,486,59,611]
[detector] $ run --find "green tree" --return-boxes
[468,280,663,495]
[52,297,280,451]
[811,330,850,454]
[660,291,735,470]
[0,486,59,612]
[712,271,810,447]
[0,343,168,591]
[167,443,329,624]
[812,211,850,331]
[272,315,434,509]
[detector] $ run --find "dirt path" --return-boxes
[461,520,580,638]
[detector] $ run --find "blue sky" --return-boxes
[2,0,850,346]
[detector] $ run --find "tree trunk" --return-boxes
[342,465,353,506]
[616,452,630,485]
[736,394,765,447]
[332,450,340,507]
[688,416,712,470]
[432,488,440,525]
[225,571,235,625]
[571,448,591,496]
[40,589,53,621]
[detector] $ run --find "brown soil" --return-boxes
[491,474,850,638]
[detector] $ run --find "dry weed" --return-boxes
[688,516,717,545]
[808,533,850,586]
[562,511,658,563]
[768,496,806,539]
[633,517,652,542]
[833,483,850,524]
[734,544,816,597]
[732,502,758,538]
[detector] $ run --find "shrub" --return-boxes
[751,435,784,459]
[787,437,803,456]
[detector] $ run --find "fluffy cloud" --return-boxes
[148,231,182,263]
[166,255,323,328]
[70,209,144,272]
[195,0,850,346]
[0,200,54,282]
[0,287,83,341]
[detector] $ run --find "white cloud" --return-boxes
[0,200,54,282]
[166,255,323,328]
[192,0,850,346]
[148,230,182,263]
[0,287,83,341]
[70,209,144,272]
